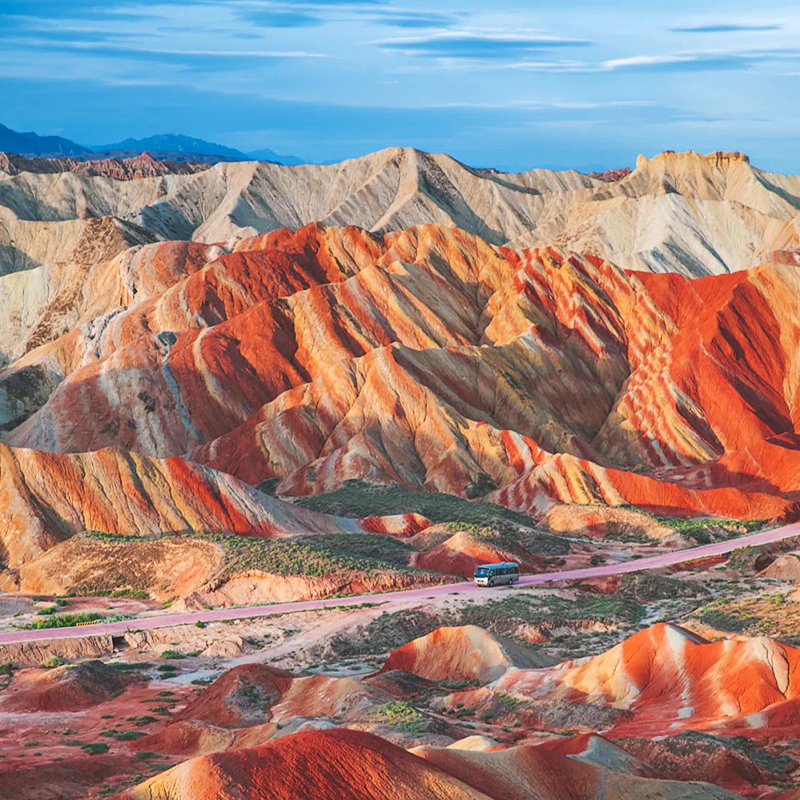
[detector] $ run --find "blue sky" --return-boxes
[1,0,798,170]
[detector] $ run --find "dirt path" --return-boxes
[1,521,796,646]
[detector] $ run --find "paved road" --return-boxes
[1,522,798,647]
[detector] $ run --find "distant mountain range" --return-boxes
[0,122,92,157]
[0,123,304,165]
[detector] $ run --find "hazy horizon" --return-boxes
[1,0,798,172]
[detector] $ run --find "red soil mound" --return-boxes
[497,623,800,736]
[0,661,143,712]
[380,625,544,683]
[270,674,391,722]
[361,513,431,537]
[616,732,780,791]
[537,733,659,778]
[119,727,742,800]
[174,664,293,729]
[413,531,540,578]
[119,728,486,800]
[414,740,738,800]
[134,719,236,757]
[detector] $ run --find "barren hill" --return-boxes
[1,147,798,287]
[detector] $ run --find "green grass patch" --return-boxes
[371,700,426,732]
[82,743,110,755]
[21,612,105,630]
[650,514,767,545]
[87,526,430,580]
[291,480,538,530]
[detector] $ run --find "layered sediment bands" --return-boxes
[495,623,800,737]
[3,223,800,521]
[0,444,355,568]
[0,215,156,366]
[1,147,798,278]
[118,727,740,800]
[0,151,211,179]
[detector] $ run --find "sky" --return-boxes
[0,0,798,171]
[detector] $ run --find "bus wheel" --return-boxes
[488,578,494,587]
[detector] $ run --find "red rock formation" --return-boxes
[496,623,800,737]
[0,660,144,712]
[587,167,633,182]
[172,664,293,728]
[118,727,739,800]
[4,223,800,523]
[0,444,357,568]
[0,151,210,179]
[380,625,544,683]
[412,531,541,578]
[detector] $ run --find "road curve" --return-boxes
[1,521,798,647]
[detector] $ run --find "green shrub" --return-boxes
[113,731,147,741]
[41,656,66,668]
[21,612,106,630]
[82,743,110,755]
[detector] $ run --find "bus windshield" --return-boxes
[475,567,489,576]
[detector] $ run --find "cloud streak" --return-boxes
[672,23,783,33]
[376,30,592,59]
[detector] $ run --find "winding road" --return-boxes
[1,522,798,647]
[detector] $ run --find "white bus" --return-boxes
[474,562,520,587]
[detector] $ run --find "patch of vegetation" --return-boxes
[205,531,423,578]
[127,715,158,727]
[82,742,110,755]
[618,572,709,602]
[106,589,150,599]
[690,591,800,639]
[292,480,540,530]
[331,591,645,658]
[497,693,522,708]
[650,514,767,545]
[87,526,430,580]
[160,650,185,660]
[371,700,426,732]
[85,531,141,544]
[329,608,439,658]
[0,663,16,675]
[455,593,645,634]
[21,612,107,630]
[41,655,67,668]
[111,731,148,741]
